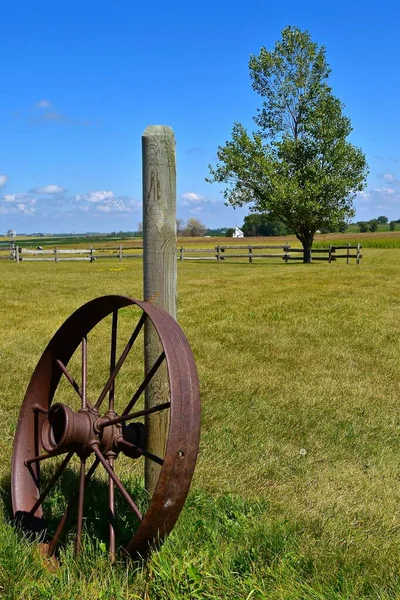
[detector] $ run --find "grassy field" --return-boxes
[1,249,400,598]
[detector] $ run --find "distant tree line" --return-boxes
[135,213,400,240]
[356,216,399,232]
[240,213,349,236]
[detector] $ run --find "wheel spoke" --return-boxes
[95,312,146,411]
[48,457,100,556]
[117,437,164,466]
[75,459,86,554]
[56,358,93,410]
[81,336,87,410]
[56,359,81,398]
[93,445,143,521]
[33,410,41,489]
[121,352,166,417]
[33,403,48,415]
[108,456,116,562]
[100,402,171,429]
[29,452,74,515]
[26,462,40,488]
[25,448,67,466]
[109,310,118,412]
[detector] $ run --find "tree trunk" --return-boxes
[302,241,312,263]
[297,234,314,263]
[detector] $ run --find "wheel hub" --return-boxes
[41,403,127,457]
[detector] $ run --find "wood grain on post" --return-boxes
[142,125,177,495]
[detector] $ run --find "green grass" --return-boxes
[2,250,400,598]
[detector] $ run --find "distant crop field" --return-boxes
[1,249,400,598]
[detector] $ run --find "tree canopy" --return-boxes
[184,218,206,237]
[242,213,288,236]
[207,26,368,262]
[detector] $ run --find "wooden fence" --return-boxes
[7,243,362,264]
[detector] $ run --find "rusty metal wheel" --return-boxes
[11,295,200,561]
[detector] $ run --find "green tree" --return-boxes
[377,216,388,224]
[389,220,396,231]
[207,26,368,263]
[184,218,206,237]
[357,221,369,233]
[369,219,379,232]
[242,213,288,236]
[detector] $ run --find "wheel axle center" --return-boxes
[42,403,99,453]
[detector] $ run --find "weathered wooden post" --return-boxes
[347,243,350,265]
[142,125,177,494]
[356,243,361,265]
[119,244,123,263]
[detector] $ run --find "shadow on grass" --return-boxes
[0,461,148,556]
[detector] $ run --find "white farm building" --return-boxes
[232,227,244,238]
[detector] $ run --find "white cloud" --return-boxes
[181,192,205,203]
[373,187,396,195]
[3,193,30,203]
[34,99,52,109]
[355,185,400,221]
[76,190,114,203]
[32,184,65,194]
[383,173,396,182]
[0,194,36,215]
[0,175,9,189]
[17,203,35,215]
[95,197,139,213]
[0,184,140,220]
[75,190,139,214]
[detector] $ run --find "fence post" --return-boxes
[54,247,58,262]
[180,246,184,261]
[356,243,361,265]
[142,125,177,495]
[217,245,221,262]
[89,245,94,262]
[328,245,332,263]
[284,244,289,263]
[119,244,122,262]
[249,245,253,263]
[15,246,20,264]
[347,243,350,264]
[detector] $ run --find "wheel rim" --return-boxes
[11,295,201,560]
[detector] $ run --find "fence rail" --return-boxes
[6,243,362,264]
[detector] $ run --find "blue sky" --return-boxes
[1,0,400,234]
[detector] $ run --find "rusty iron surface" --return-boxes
[11,295,201,560]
